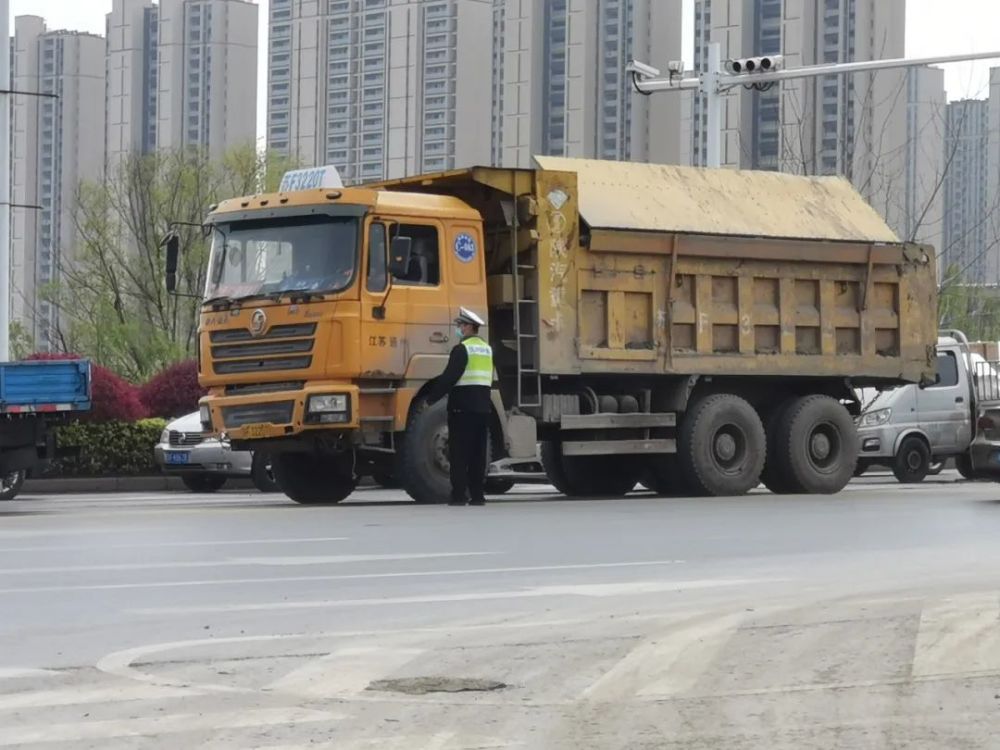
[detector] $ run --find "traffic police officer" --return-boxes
[426,307,493,506]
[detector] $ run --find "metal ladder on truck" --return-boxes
[509,193,542,411]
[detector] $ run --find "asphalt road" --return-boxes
[3,474,1000,749]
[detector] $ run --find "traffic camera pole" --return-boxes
[630,43,1000,170]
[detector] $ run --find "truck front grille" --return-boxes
[210,324,317,376]
[222,401,295,428]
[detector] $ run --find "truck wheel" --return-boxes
[541,442,637,497]
[0,471,25,500]
[484,477,515,494]
[399,399,452,504]
[761,401,798,494]
[272,453,356,504]
[773,396,858,494]
[250,452,279,493]
[644,457,692,497]
[892,437,930,483]
[181,475,227,493]
[679,394,766,497]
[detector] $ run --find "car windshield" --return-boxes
[205,215,359,301]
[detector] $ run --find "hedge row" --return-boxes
[42,419,168,478]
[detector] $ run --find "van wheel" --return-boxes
[181,475,227,493]
[541,442,638,497]
[679,394,766,497]
[892,437,931,483]
[0,470,25,500]
[272,453,356,504]
[399,399,452,504]
[772,396,858,494]
[956,453,980,480]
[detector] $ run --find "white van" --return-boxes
[855,335,996,482]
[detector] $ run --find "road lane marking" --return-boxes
[131,578,778,616]
[0,668,59,680]
[580,613,744,701]
[0,707,341,746]
[266,646,423,697]
[912,592,1000,677]
[0,552,493,576]
[0,559,686,594]
[0,684,193,711]
[0,537,349,553]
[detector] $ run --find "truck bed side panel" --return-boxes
[0,361,92,412]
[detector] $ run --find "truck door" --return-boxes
[360,220,406,377]
[391,221,453,372]
[918,349,969,454]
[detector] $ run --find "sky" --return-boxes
[10,0,1000,143]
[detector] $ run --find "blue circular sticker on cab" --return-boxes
[454,233,477,263]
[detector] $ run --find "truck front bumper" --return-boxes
[203,384,361,441]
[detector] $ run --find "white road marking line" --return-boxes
[580,613,744,701]
[0,536,349,553]
[0,559,686,594]
[266,646,423,697]
[0,707,341,746]
[132,578,777,616]
[0,684,193,711]
[0,667,59,680]
[0,552,493,576]
[912,592,1000,677]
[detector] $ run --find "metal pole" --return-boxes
[705,42,722,169]
[0,0,11,361]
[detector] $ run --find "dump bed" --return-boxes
[0,360,92,414]
[373,158,937,387]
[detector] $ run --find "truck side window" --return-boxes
[931,352,959,388]
[392,224,440,286]
[367,222,388,293]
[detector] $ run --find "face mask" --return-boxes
[455,327,464,339]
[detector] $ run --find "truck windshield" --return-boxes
[205,215,359,301]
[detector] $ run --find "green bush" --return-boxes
[44,419,167,478]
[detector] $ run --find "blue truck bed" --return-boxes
[0,360,92,414]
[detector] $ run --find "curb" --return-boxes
[22,476,255,494]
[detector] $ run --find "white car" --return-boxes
[154,412,277,493]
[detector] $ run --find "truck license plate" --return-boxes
[166,452,190,465]
[243,423,270,439]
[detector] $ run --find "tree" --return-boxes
[45,145,296,381]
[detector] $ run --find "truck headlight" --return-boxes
[199,404,211,429]
[306,394,350,424]
[860,408,891,427]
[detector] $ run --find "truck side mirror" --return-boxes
[164,233,180,293]
[388,236,412,279]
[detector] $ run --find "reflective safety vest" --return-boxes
[456,336,493,388]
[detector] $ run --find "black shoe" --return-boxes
[448,500,467,506]
[469,499,486,506]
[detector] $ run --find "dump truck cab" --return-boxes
[197,177,489,488]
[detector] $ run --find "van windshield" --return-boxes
[205,215,359,301]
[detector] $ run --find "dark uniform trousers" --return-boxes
[448,410,489,503]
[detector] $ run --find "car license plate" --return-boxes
[242,423,270,439]
[166,452,190,465]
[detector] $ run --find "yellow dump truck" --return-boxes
[165,158,938,504]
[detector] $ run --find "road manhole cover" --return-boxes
[366,677,508,695]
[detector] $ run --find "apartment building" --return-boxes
[943,99,991,283]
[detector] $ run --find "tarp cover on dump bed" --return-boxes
[533,156,900,244]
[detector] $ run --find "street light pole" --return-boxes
[630,44,1000,169]
[0,0,10,361]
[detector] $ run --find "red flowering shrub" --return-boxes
[26,352,146,423]
[139,360,205,419]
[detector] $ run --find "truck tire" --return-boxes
[0,470,25,500]
[644,457,692,497]
[679,394,766,497]
[272,453,356,504]
[772,395,858,494]
[541,441,637,497]
[250,452,279,493]
[399,399,452,504]
[761,401,798,494]
[892,437,931,483]
[181,475,227,493]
